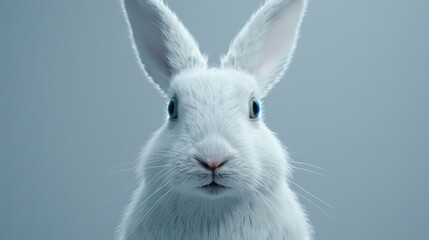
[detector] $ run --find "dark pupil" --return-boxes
[168,98,176,117]
[253,100,259,117]
[168,100,174,114]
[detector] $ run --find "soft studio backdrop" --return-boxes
[1,0,428,239]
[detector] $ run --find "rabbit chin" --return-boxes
[179,185,239,200]
[194,185,232,199]
[170,178,248,200]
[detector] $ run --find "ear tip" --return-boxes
[276,0,310,9]
[122,0,158,9]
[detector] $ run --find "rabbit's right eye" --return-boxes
[249,97,260,119]
[168,97,178,119]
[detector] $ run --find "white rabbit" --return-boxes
[118,0,311,239]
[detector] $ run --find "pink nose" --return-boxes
[195,157,228,171]
[207,161,222,170]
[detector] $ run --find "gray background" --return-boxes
[1,0,428,239]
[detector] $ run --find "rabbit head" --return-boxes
[123,0,308,199]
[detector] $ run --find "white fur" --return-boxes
[122,0,207,96]
[119,0,311,239]
[221,0,308,97]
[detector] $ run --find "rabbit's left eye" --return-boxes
[249,97,260,119]
[168,97,178,119]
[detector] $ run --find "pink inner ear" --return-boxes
[255,0,304,77]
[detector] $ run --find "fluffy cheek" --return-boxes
[166,157,205,192]
[228,173,262,197]
[223,157,262,191]
[253,135,289,192]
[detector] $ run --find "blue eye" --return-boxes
[250,97,260,119]
[168,97,178,119]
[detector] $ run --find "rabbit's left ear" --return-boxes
[123,0,207,97]
[221,0,308,97]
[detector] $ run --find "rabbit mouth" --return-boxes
[200,181,230,194]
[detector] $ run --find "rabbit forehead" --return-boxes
[170,68,259,101]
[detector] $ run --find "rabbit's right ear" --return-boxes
[122,0,207,96]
